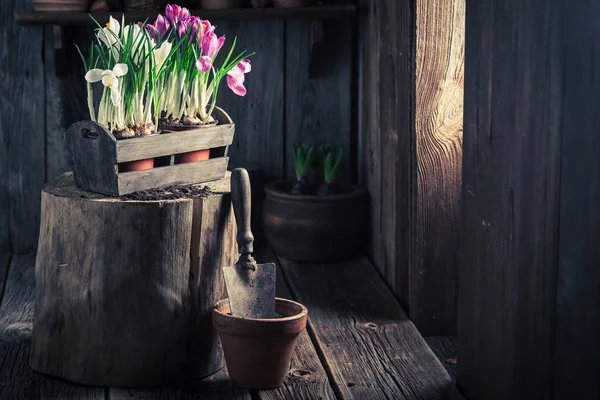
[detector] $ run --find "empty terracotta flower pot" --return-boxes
[118,158,155,172]
[174,149,210,164]
[212,298,308,389]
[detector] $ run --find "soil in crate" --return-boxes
[119,183,213,201]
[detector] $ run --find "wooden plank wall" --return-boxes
[1,8,354,253]
[1,0,46,254]
[359,0,464,335]
[458,0,600,399]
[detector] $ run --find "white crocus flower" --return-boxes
[85,63,129,106]
[97,16,120,48]
[154,41,172,71]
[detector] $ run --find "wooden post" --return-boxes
[359,0,465,335]
[30,173,236,387]
[458,1,600,399]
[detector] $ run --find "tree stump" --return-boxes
[30,172,236,387]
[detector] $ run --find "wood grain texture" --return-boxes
[117,123,234,162]
[16,7,357,25]
[285,19,352,181]
[258,250,337,400]
[1,0,45,252]
[0,254,11,308]
[118,157,229,195]
[0,254,105,399]
[64,120,119,195]
[413,0,464,335]
[187,194,236,379]
[44,26,71,181]
[358,0,383,281]
[30,173,234,386]
[280,258,457,399]
[216,21,285,181]
[109,369,252,400]
[553,2,600,398]
[359,0,464,335]
[458,0,562,398]
[425,336,457,382]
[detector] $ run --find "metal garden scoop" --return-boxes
[224,168,276,319]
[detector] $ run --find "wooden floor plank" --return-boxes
[0,253,105,399]
[425,337,457,382]
[111,251,336,400]
[280,257,457,400]
[109,369,251,400]
[256,250,337,400]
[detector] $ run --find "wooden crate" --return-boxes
[65,107,235,196]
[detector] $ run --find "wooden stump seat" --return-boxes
[29,172,236,387]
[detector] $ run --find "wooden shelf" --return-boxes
[15,6,356,25]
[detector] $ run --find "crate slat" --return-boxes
[117,157,229,195]
[115,124,235,163]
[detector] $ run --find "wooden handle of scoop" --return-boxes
[231,168,254,255]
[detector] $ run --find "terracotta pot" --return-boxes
[118,158,155,172]
[33,0,89,11]
[174,149,210,164]
[201,0,243,9]
[212,298,308,389]
[158,123,217,165]
[272,0,313,7]
[263,181,368,263]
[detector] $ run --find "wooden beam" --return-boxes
[0,254,105,399]
[359,0,464,335]
[15,7,357,26]
[279,257,459,399]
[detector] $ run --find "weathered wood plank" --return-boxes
[280,258,456,399]
[412,0,464,335]
[116,123,234,162]
[425,337,457,382]
[109,369,252,400]
[457,0,562,398]
[359,0,464,335]
[44,26,71,181]
[285,19,351,181]
[16,7,357,26]
[0,254,11,306]
[1,0,46,252]
[553,2,600,398]
[118,157,229,195]
[256,250,337,400]
[216,21,285,181]
[358,0,382,277]
[0,254,105,399]
[46,27,96,181]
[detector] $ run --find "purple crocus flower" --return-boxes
[201,31,225,58]
[139,22,159,41]
[226,59,251,97]
[176,19,189,39]
[155,14,171,37]
[165,4,190,25]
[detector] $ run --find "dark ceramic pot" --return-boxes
[212,298,307,389]
[263,181,368,263]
